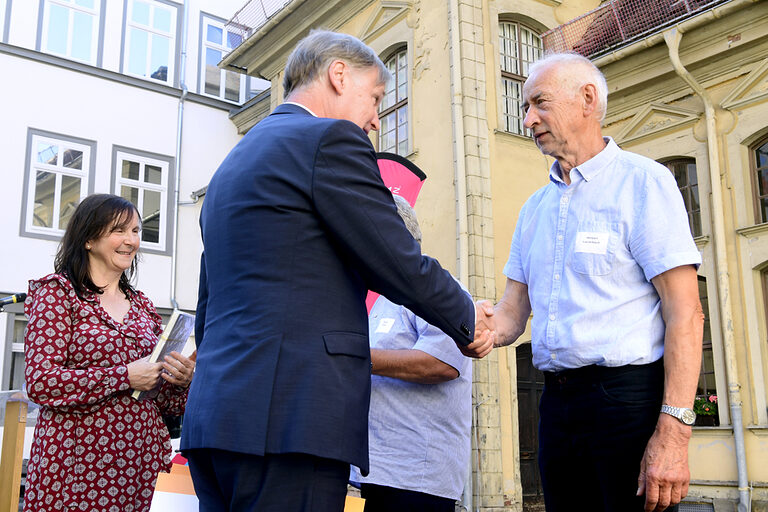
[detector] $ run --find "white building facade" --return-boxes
[0,0,262,391]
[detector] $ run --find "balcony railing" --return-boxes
[225,0,293,53]
[542,0,730,59]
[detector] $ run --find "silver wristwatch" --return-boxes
[660,404,696,425]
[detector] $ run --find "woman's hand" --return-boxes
[127,358,164,391]
[161,351,196,388]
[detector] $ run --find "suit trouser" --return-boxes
[538,359,679,512]
[359,483,456,512]
[186,448,348,512]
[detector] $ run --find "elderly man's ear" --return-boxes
[327,59,347,95]
[582,83,599,118]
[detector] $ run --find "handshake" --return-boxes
[458,300,497,359]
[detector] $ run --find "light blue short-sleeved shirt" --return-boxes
[503,138,702,372]
[349,295,472,500]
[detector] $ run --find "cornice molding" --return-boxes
[736,222,768,238]
[359,1,411,42]
[615,102,700,145]
[722,58,768,110]
[224,0,374,80]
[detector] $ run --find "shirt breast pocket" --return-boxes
[570,220,618,276]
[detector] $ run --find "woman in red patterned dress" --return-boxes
[23,194,196,512]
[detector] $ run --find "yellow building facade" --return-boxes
[220,0,768,509]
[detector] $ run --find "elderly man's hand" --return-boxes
[637,414,692,511]
[458,300,495,358]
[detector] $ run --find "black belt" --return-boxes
[543,358,663,387]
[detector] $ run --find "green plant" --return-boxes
[693,394,718,416]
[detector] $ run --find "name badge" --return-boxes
[375,318,395,333]
[574,231,609,254]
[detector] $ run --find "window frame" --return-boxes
[661,158,702,238]
[20,128,96,241]
[498,19,542,137]
[111,146,175,255]
[1,0,10,44]
[199,13,248,104]
[378,47,409,156]
[750,135,768,224]
[120,0,180,86]
[37,0,105,66]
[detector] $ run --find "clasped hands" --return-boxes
[458,300,496,359]
[127,351,197,391]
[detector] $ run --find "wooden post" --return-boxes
[0,398,27,512]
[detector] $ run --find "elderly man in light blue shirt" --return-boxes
[490,53,703,512]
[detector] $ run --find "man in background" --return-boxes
[351,195,472,512]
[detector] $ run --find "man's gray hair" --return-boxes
[392,194,422,244]
[528,52,609,122]
[283,30,391,98]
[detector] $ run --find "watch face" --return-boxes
[681,409,696,425]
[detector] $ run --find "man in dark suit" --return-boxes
[181,30,494,512]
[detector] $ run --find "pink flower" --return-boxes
[709,395,718,403]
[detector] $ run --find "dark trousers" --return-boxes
[186,448,349,512]
[539,359,678,512]
[360,483,456,512]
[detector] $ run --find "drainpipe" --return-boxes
[448,0,471,510]
[663,27,750,512]
[170,0,190,311]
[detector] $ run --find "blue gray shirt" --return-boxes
[350,295,472,500]
[503,138,701,371]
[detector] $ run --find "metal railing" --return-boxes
[225,0,293,53]
[542,0,730,58]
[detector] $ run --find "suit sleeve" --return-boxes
[311,120,475,346]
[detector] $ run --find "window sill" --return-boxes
[736,222,768,238]
[493,129,535,144]
[691,425,733,435]
[694,235,710,248]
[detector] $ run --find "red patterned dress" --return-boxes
[23,273,188,512]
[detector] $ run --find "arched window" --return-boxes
[662,158,702,237]
[751,136,768,223]
[379,48,408,156]
[499,20,542,136]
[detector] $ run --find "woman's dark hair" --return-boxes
[54,194,141,299]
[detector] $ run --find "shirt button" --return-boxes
[549,314,555,321]
[557,235,563,241]
[554,274,560,280]
[551,353,557,360]
[561,196,569,203]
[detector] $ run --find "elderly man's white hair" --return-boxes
[392,194,422,244]
[528,52,609,123]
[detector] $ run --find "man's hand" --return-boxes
[459,301,495,359]
[637,414,692,511]
[161,350,197,388]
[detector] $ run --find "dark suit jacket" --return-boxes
[181,103,475,473]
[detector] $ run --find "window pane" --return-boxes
[71,10,93,62]
[224,70,240,102]
[153,7,172,32]
[146,164,162,185]
[758,143,768,168]
[122,160,140,180]
[33,171,55,227]
[128,27,148,76]
[37,142,58,165]
[206,24,222,45]
[687,163,698,186]
[691,211,702,238]
[759,169,768,196]
[762,198,768,223]
[46,4,69,56]
[227,32,242,50]
[205,48,222,96]
[75,0,95,8]
[150,33,170,81]
[142,190,161,243]
[121,185,139,205]
[62,149,83,170]
[132,0,150,25]
[59,175,81,229]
